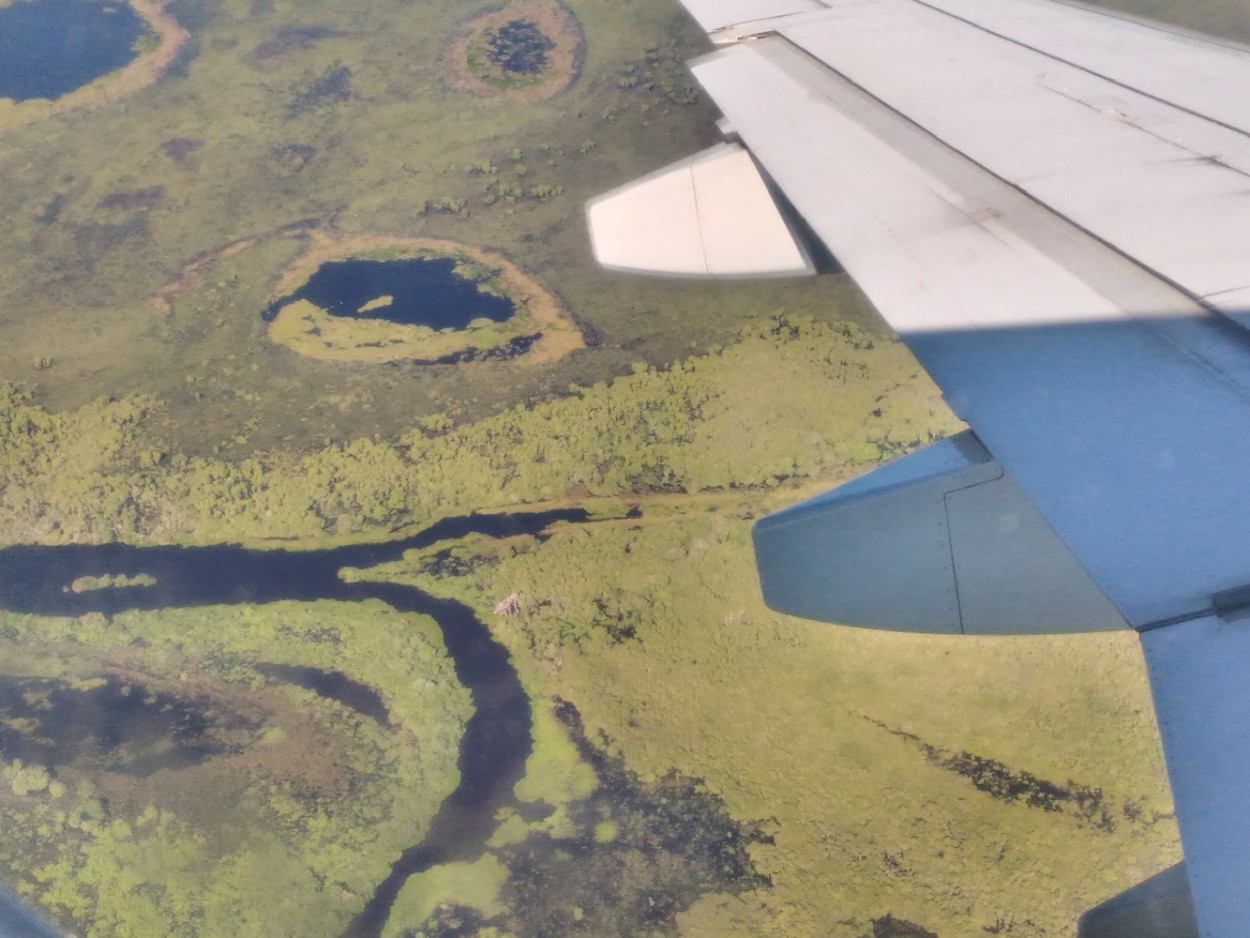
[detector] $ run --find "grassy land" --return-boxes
[0,0,828,457]
[0,315,950,546]
[364,508,1176,936]
[0,317,1177,935]
[0,0,1236,933]
[0,601,469,936]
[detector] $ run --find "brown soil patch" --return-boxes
[443,0,584,101]
[0,0,189,128]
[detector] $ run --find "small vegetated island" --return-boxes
[0,0,186,126]
[263,236,584,365]
[448,0,583,99]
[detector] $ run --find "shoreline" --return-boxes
[0,0,190,127]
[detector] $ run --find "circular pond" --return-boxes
[264,256,516,331]
[446,0,584,100]
[262,236,584,364]
[0,0,151,102]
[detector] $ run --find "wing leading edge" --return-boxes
[587,0,1250,934]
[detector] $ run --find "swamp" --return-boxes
[1,0,1245,934]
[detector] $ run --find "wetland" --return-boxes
[0,0,1227,932]
[258,236,582,365]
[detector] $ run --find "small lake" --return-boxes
[266,257,517,331]
[0,0,150,102]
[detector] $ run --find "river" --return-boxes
[0,507,592,938]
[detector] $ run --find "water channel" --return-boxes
[0,507,593,937]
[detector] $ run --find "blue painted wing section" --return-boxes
[1141,616,1250,938]
[754,430,1129,633]
[906,318,1250,629]
[1078,862,1198,938]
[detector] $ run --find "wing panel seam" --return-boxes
[735,35,1250,399]
[904,0,1250,141]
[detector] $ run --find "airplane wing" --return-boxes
[587,1,1250,934]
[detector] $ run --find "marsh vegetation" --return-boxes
[0,316,1177,935]
[452,2,583,98]
[485,21,555,77]
[0,0,1226,932]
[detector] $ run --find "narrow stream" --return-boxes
[0,508,592,937]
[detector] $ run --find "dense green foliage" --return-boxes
[0,602,470,936]
[0,310,1179,935]
[0,315,951,546]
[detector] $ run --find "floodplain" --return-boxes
[1,0,1244,934]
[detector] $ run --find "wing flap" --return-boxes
[753,430,1129,633]
[585,142,815,278]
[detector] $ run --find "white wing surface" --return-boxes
[588,1,1250,934]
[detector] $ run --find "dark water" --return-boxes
[264,257,516,330]
[0,674,246,775]
[0,0,149,102]
[0,507,594,938]
[255,663,391,724]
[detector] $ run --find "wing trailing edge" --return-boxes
[1079,862,1198,938]
[752,431,1129,634]
[1140,615,1250,937]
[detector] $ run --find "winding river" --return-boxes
[0,508,593,937]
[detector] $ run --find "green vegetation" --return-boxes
[68,572,157,592]
[486,21,555,76]
[0,0,1226,932]
[458,2,582,96]
[263,239,581,365]
[380,699,773,938]
[358,493,1177,937]
[0,316,950,546]
[0,311,1179,934]
[0,601,470,936]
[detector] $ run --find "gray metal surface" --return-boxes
[753,431,1129,633]
[771,0,1250,319]
[691,36,1250,629]
[920,0,1250,132]
[1142,615,1250,937]
[678,0,824,33]
[1078,862,1198,938]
